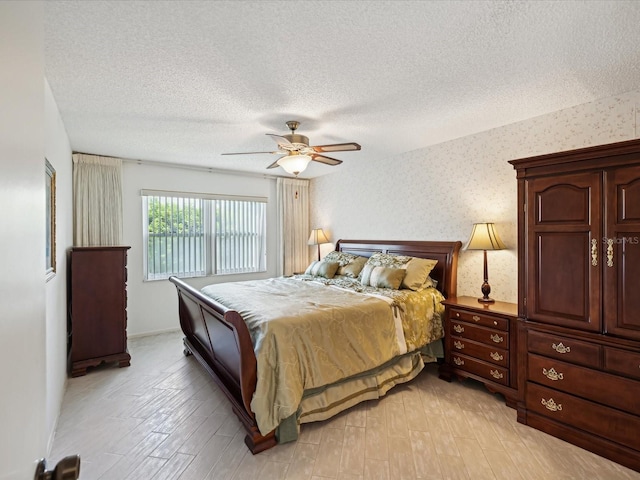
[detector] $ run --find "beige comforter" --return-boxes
[201,277,444,435]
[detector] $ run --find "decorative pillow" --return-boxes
[360,264,407,289]
[337,255,367,277]
[363,252,413,270]
[422,276,438,289]
[323,251,360,267]
[401,257,438,290]
[304,260,340,278]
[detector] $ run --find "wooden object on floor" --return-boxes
[439,296,519,407]
[169,239,461,454]
[510,138,640,473]
[69,246,131,377]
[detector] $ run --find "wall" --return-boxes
[121,162,279,336]
[0,2,48,478]
[311,90,640,304]
[44,78,73,453]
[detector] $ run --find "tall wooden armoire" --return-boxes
[510,138,640,472]
[69,246,131,377]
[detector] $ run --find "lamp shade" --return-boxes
[308,228,330,246]
[277,154,312,176]
[465,222,506,251]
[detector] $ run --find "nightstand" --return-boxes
[438,296,518,408]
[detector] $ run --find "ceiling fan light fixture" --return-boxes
[277,154,312,176]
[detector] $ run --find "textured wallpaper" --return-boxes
[311,89,640,304]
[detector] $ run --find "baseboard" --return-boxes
[127,327,182,339]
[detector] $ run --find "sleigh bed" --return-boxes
[169,239,461,453]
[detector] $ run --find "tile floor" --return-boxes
[50,331,640,479]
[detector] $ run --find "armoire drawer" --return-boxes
[451,353,509,385]
[604,347,640,381]
[527,330,601,368]
[449,308,509,331]
[449,336,509,367]
[450,321,509,348]
[527,353,640,416]
[526,382,640,452]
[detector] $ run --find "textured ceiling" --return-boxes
[44,0,640,178]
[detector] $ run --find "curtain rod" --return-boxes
[72,151,289,181]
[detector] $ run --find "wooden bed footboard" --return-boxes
[169,239,461,454]
[168,276,277,453]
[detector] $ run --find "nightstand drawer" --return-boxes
[451,353,509,385]
[449,321,508,348]
[449,336,509,367]
[528,330,601,368]
[449,308,509,330]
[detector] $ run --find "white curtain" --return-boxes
[72,154,123,246]
[277,177,310,276]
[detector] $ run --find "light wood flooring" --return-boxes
[51,331,640,480]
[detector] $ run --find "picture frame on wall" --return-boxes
[46,158,56,280]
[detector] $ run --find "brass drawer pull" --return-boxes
[552,342,570,354]
[472,315,481,322]
[453,324,464,334]
[490,369,503,379]
[453,340,464,350]
[542,367,564,381]
[490,351,504,361]
[591,238,597,266]
[453,357,464,366]
[490,334,504,343]
[541,398,562,412]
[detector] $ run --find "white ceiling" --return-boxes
[44,0,640,178]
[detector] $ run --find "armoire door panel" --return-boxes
[531,232,599,330]
[527,173,602,332]
[605,166,640,340]
[535,184,592,224]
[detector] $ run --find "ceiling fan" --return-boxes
[222,120,361,176]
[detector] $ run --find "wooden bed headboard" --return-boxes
[335,239,462,299]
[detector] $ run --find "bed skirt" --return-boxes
[275,339,442,443]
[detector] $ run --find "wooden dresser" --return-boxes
[510,138,640,472]
[69,246,131,377]
[439,296,518,407]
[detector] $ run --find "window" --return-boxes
[142,190,267,280]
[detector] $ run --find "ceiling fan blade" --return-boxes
[311,154,343,166]
[311,142,361,153]
[266,155,287,169]
[221,151,282,155]
[267,134,294,148]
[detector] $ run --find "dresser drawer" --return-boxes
[450,321,508,348]
[604,347,640,381]
[451,353,509,385]
[526,382,640,452]
[527,330,601,368]
[449,335,509,367]
[528,353,640,416]
[449,308,509,331]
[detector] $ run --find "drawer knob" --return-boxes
[453,357,464,366]
[453,340,464,350]
[551,342,571,354]
[472,315,480,321]
[493,321,498,325]
[453,324,464,334]
[490,334,504,343]
[542,367,564,381]
[490,369,503,379]
[541,398,562,412]
[490,351,504,361]
[455,312,460,317]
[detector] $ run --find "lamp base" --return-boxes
[477,297,495,304]
[478,280,494,304]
